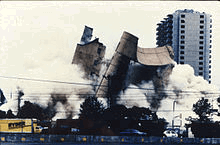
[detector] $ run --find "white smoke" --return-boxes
[118,63,220,128]
[0,60,93,119]
[158,63,220,126]
[118,84,151,108]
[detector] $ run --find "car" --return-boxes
[120,129,147,136]
[163,130,178,137]
[35,126,49,134]
[71,128,79,133]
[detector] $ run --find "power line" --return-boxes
[3,94,220,100]
[1,75,220,95]
[3,92,220,99]
[4,97,219,103]
[0,75,94,87]
[8,110,193,113]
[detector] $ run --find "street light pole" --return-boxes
[172,100,176,129]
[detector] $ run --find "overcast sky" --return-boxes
[0,1,220,96]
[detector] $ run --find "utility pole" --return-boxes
[17,87,24,114]
[172,100,176,129]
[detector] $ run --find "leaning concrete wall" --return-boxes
[72,38,106,78]
[80,26,93,44]
[95,32,138,106]
[137,46,174,66]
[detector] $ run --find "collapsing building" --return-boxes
[72,26,174,108]
[137,46,174,66]
[95,31,174,107]
[72,26,106,79]
[95,32,138,106]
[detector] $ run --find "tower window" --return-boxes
[200,15,204,18]
[180,56,184,60]
[180,61,184,64]
[181,14,185,18]
[200,25,204,29]
[181,41,185,44]
[199,46,203,50]
[199,41,203,44]
[93,60,99,66]
[180,35,185,39]
[199,57,203,60]
[200,36,204,39]
[200,31,204,34]
[181,25,185,28]
[199,67,203,70]
[180,46,185,49]
[200,20,204,24]
[181,30,185,34]
[97,48,101,55]
[199,62,203,65]
[199,51,203,55]
[180,51,184,54]
[199,72,203,76]
[181,20,185,23]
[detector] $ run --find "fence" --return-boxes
[1,134,220,144]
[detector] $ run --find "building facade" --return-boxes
[156,9,212,83]
[72,26,106,79]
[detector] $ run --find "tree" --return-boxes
[17,101,48,120]
[126,106,152,120]
[193,97,212,121]
[79,96,105,121]
[103,104,127,121]
[0,110,6,118]
[6,110,16,118]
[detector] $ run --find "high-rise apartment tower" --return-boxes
[156,9,212,83]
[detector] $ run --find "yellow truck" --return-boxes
[0,118,42,133]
